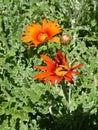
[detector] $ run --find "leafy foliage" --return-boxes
[0,0,98,130]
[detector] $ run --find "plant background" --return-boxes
[0,0,98,130]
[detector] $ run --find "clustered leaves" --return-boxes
[0,0,98,130]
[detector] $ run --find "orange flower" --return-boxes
[22,19,62,48]
[34,50,83,85]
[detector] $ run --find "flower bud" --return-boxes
[60,34,71,44]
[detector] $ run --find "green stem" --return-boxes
[62,80,71,112]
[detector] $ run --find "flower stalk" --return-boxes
[61,80,71,112]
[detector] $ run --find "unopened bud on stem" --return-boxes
[60,34,71,44]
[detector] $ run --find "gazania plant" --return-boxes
[22,18,83,112]
[34,50,83,85]
[2,1,98,129]
[22,19,62,48]
[34,50,83,111]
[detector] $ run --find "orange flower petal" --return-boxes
[51,37,60,43]
[42,19,62,37]
[22,36,32,42]
[64,75,73,84]
[26,26,34,32]
[41,54,55,66]
[34,66,48,71]
[22,24,42,46]
[34,72,53,81]
[71,71,80,76]
[55,50,69,68]
[72,64,83,70]
[44,76,62,85]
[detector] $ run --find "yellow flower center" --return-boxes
[38,33,48,43]
[55,65,68,77]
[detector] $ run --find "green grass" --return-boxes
[0,0,98,130]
